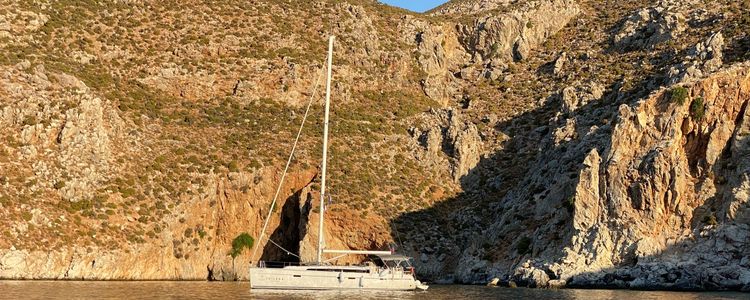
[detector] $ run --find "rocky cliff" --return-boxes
[1,0,749,291]
[455,64,750,290]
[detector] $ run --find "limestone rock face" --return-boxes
[559,64,750,287]
[430,0,513,16]
[667,32,725,85]
[0,63,125,203]
[407,19,464,105]
[613,1,685,50]
[512,261,551,288]
[456,0,580,62]
[57,95,121,201]
[0,166,391,280]
[296,185,393,266]
[560,81,604,114]
[449,63,750,290]
[571,149,601,233]
[447,113,482,182]
[412,108,483,183]
[0,169,320,280]
[403,0,580,105]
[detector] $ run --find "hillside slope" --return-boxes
[0,0,749,290]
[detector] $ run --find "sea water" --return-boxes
[0,281,746,299]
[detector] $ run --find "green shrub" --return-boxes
[120,187,137,198]
[702,215,718,226]
[227,160,240,172]
[517,236,532,254]
[68,199,93,212]
[489,42,500,58]
[562,195,575,212]
[53,181,66,190]
[229,232,255,258]
[670,87,689,105]
[22,115,38,126]
[21,211,32,221]
[690,97,705,121]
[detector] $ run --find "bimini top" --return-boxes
[376,254,411,261]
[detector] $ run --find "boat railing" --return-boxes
[256,261,304,268]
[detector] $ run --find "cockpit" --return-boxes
[367,254,416,275]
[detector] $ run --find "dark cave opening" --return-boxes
[259,187,313,265]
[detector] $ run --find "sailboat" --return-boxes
[248,36,428,291]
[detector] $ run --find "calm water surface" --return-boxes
[0,281,746,299]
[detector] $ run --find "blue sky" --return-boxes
[379,0,450,13]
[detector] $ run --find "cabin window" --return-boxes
[306,269,368,273]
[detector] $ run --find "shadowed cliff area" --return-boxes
[391,61,750,290]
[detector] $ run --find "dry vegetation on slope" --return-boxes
[0,0,451,256]
[0,0,749,289]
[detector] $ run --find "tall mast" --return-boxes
[318,36,334,265]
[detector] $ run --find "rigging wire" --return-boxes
[249,60,326,265]
[393,223,406,254]
[267,238,301,259]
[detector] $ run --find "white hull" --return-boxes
[250,266,425,291]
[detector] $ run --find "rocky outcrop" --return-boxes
[560,64,750,289]
[613,1,686,50]
[404,0,579,105]
[567,223,750,290]
[296,184,392,265]
[560,81,605,114]
[412,108,483,183]
[511,261,551,288]
[456,0,580,62]
[429,0,512,16]
[57,95,122,201]
[667,32,725,85]
[407,19,465,105]
[445,63,750,290]
[552,52,567,76]
[0,63,125,203]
